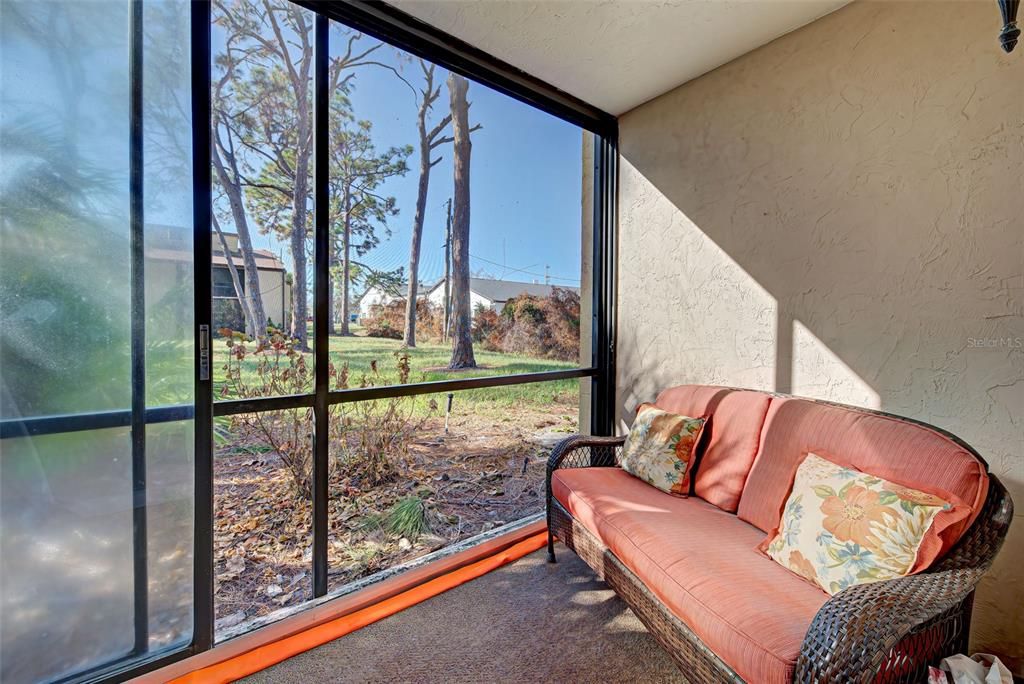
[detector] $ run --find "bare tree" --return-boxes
[211,212,256,334]
[402,61,452,347]
[217,1,409,350]
[447,73,476,369]
[210,1,275,339]
[211,91,267,338]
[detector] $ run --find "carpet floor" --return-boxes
[242,547,686,683]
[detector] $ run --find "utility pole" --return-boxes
[443,197,452,341]
[545,264,550,285]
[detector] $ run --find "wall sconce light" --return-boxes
[998,0,1020,52]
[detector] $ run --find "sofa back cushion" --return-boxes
[654,385,772,512]
[737,397,989,560]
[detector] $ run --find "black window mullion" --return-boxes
[311,11,330,600]
[591,134,617,437]
[326,368,597,404]
[191,0,215,655]
[129,0,149,655]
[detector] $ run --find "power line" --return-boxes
[467,252,580,284]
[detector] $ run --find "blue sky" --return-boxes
[5,3,585,295]
[249,24,585,290]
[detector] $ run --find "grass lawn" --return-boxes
[213,328,581,412]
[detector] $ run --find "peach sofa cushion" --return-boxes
[654,385,772,511]
[552,468,828,684]
[737,398,989,563]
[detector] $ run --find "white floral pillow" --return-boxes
[620,404,705,496]
[761,452,957,595]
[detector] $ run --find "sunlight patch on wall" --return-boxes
[792,320,880,409]
[617,158,779,431]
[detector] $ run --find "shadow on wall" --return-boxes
[614,0,1023,671]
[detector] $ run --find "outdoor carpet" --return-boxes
[242,547,686,683]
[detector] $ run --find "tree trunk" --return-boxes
[212,213,258,337]
[403,144,431,347]
[290,104,311,350]
[403,87,435,348]
[212,138,267,339]
[286,18,312,351]
[340,185,352,336]
[327,250,337,335]
[443,197,452,341]
[447,73,476,369]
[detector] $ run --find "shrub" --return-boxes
[362,313,402,339]
[473,306,500,343]
[362,298,445,343]
[221,329,428,499]
[384,496,429,540]
[360,289,581,361]
[220,327,315,498]
[329,349,430,489]
[478,288,581,362]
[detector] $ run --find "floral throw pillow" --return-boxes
[761,452,959,595]
[620,404,706,496]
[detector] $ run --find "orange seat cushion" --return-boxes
[737,398,989,562]
[552,467,827,684]
[654,385,772,512]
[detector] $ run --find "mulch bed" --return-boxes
[212,402,578,632]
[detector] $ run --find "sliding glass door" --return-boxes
[0,1,614,681]
[0,1,196,681]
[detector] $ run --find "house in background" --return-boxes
[355,280,434,322]
[425,277,579,315]
[210,232,291,329]
[357,276,581,323]
[147,226,291,331]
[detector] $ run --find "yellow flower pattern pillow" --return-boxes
[620,404,705,496]
[762,452,954,595]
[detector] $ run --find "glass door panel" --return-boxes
[0,0,196,680]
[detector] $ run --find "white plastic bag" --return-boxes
[938,653,1013,684]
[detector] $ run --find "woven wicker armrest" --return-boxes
[547,434,626,472]
[795,476,1013,683]
[795,567,982,683]
[545,435,625,563]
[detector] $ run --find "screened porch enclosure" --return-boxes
[0,1,616,682]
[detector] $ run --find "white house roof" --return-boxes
[356,279,437,304]
[428,277,578,304]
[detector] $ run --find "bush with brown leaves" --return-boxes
[477,288,580,362]
[362,299,445,342]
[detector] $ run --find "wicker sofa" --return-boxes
[546,385,1013,684]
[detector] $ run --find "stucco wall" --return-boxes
[256,268,289,329]
[580,130,595,433]
[616,0,1023,668]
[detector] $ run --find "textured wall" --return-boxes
[617,0,1023,668]
[579,131,594,433]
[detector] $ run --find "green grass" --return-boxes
[212,329,580,412]
[382,496,429,540]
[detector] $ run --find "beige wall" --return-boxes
[617,0,1023,669]
[580,130,595,433]
[256,268,289,329]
